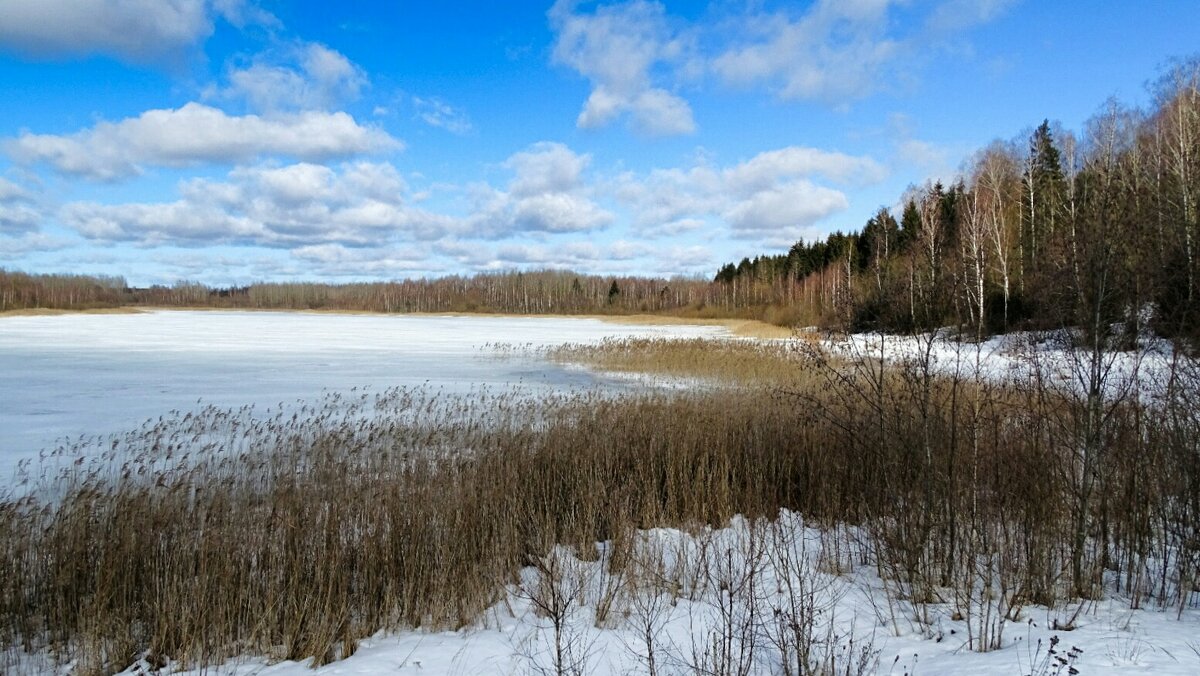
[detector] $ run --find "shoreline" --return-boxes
[0,305,794,339]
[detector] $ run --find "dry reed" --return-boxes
[1,337,1197,673]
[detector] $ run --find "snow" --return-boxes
[0,310,724,481]
[824,329,1177,400]
[98,512,1200,676]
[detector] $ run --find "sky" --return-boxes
[0,1,1197,287]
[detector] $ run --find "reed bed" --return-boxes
[542,336,810,386]
[1,337,1199,674]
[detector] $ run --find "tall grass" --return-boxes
[1,337,1198,673]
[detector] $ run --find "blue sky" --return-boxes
[0,0,1197,286]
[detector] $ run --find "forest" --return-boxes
[715,60,1200,343]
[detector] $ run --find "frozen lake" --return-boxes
[0,310,725,480]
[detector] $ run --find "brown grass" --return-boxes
[0,307,143,318]
[594,315,796,339]
[1,337,1198,672]
[542,337,805,385]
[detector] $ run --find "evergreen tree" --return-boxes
[899,199,922,250]
[1022,120,1067,277]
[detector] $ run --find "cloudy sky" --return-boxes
[0,1,1196,285]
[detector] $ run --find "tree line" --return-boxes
[715,58,1200,342]
[0,268,740,317]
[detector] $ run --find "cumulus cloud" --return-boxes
[0,177,30,202]
[550,0,696,135]
[722,180,848,236]
[59,161,453,246]
[464,142,614,237]
[504,142,590,196]
[62,200,261,244]
[6,103,400,181]
[0,232,73,258]
[217,42,367,112]
[0,0,271,63]
[0,203,41,234]
[613,145,884,241]
[36,137,881,276]
[723,146,887,191]
[550,0,1013,120]
[0,177,41,233]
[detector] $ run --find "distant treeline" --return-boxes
[0,269,767,320]
[715,59,1200,341]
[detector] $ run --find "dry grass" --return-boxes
[0,307,142,318]
[1,337,1198,673]
[542,337,808,386]
[594,315,796,339]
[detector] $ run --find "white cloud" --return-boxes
[612,166,722,228]
[550,0,696,135]
[510,193,612,233]
[0,177,41,233]
[713,0,904,103]
[210,0,276,28]
[218,42,367,112]
[464,142,614,237]
[504,142,589,196]
[59,161,453,246]
[6,103,400,181]
[547,0,1014,134]
[608,240,653,260]
[0,232,72,258]
[0,177,30,202]
[0,203,42,234]
[723,146,887,191]
[33,138,881,276]
[722,180,848,236]
[612,145,883,242]
[62,201,263,244]
[0,0,271,63]
[412,96,473,135]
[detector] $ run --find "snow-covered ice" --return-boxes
[0,310,725,480]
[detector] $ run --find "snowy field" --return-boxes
[0,310,724,481]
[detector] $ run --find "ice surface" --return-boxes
[0,310,725,481]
